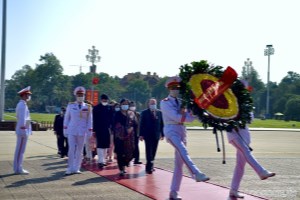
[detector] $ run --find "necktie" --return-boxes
[78,104,81,109]
[175,98,179,106]
[152,111,156,119]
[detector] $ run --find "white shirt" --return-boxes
[64,101,93,136]
[15,100,32,135]
[160,95,195,125]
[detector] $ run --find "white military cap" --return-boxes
[17,86,32,96]
[73,86,86,95]
[165,76,182,88]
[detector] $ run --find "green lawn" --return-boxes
[185,118,300,129]
[4,113,56,123]
[4,112,300,129]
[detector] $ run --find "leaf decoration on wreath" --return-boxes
[179,60,254,131]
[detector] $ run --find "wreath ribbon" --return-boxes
[194,66,237,109]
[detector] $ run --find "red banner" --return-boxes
[86,90,99,106]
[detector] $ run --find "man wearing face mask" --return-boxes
[13,86,32,174]
[63,86,93,175]
[160,76,209,200]
[129,101,142,164]
[54,107,68,158]
[93,94,113,168]
[139,98,164,174]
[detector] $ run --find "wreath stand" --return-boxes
[213,127,226,164]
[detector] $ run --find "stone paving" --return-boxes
[0,130,299,200]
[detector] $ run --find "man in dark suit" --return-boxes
[93,94,113,168]
[54,107,68,158]
[139,98,164,174]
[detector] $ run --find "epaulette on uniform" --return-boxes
[162,97,169,101]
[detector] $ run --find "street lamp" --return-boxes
[86,46,101,73]
[0,0,7,121]
[264,44,275,119]
[243,58,253,82]
[86,46,101,105]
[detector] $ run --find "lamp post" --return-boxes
[243,58,253,82]
[264,44,275,119]
[86,46,101,105]
[0,0,7,121]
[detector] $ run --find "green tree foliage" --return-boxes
[151,77,168,103]
[4,53,300,120]
[94,73,125,102]
[284,95,300,121]
[244,68,265,117]
[124,79,151,109]
[31,53,71,111]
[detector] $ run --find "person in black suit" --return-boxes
[93,94,113,168]
[139,98,164,174]
[53,107,68,158]
[129,101,142,164]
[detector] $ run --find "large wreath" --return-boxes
[179,60,253,131]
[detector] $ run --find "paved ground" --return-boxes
[0,129,299,200]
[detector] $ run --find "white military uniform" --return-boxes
[14,87,32,174]
[64,87,93,174]
[160,95,205,193]
[226,126,270,192]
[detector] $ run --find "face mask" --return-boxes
[121,105,129,111]
[170,90,180,97]
[26,95,31,101]
[149,104,157,110]
[102,102,108,106]
[115,107,120,112]
[76,96,84,102]
[129,106,136,111]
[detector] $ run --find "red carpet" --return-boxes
[82,161,268,200]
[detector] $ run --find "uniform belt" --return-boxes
[165,122,184,125]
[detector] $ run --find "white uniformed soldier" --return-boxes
[160,76,209,200]
[226,116,276,198]
[14,86,32,174]
[63,86,93,175]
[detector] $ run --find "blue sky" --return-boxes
[1,0,300,83]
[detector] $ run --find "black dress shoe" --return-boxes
[119,171,125,176]
[134,161,142,164]
[146,170,153,174]
[98,163,105,168]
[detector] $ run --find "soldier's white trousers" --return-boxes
[84,136,92,159]
[164,125,202,192]
[67,135,85,172]
[97,148,107,164]
[230,136,266,191]
[13,134,28,173]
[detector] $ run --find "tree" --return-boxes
[241,67,265,116]
[284,95,300,121]
[93,73,125,102]
[5,65,34,109]
[31,53,69,111]
[124,79,151,109]
[151,77,168,104]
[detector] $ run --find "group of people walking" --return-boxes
[13,76,276,200]
[53,86,164,177]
